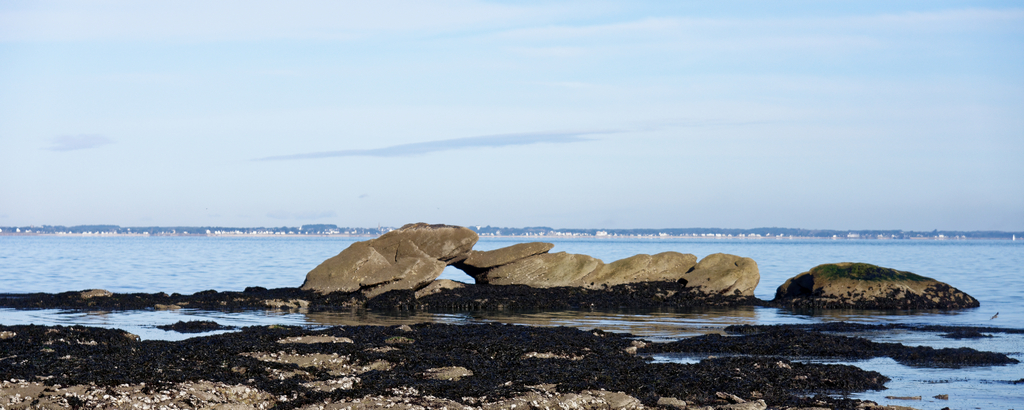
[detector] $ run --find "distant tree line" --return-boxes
[0,224,394,235]
[467,225,1024,239]
[2,224,1022,239]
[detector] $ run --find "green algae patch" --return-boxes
[812,263,930,282]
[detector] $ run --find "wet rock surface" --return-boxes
[0,323,904,409]
[644,324,1018,368]
[773,262,979,309]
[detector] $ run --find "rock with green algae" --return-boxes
[774,262,979,309]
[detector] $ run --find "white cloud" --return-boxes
[43,135,114,151]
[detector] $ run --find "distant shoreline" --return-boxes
[0,232,1018,240]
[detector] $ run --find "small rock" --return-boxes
[154,304,181,310]
[715,399,767,410]
[422,366,473,381]
[396,324,413,332]
[157,321,234,333]
[385,336,414,344]
[79,289,112,299]
[884,395,922,400]
[657,396,687,409]
[933,394,948,400]
[414,279,466,298]
[716,391,746,403]
[278,335,353,344]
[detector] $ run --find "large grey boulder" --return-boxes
[580,252,697,288]
[300,242,394,294]
[455,242,555,277]
[300,223,478,296]
[368,222,478,263]
[774,262,979,309]
[480,252,604,287]
[681,253,760,296]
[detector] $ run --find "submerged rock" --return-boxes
[301,223,478,296]
[773,262,979,309]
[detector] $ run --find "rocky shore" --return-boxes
[1,222,1008,409]
[7,321,1013,410]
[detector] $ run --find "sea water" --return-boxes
[1,236,1022,409]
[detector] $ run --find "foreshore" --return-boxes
[2,285,1020,409]
[5,320,1015,410]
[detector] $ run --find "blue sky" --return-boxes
[1,1,1022,230]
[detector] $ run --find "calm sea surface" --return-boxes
[1,236,1022,409]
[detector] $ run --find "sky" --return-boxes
[1,1,1022,231]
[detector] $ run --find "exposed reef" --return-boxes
[0,281,762,313]
[645,325,1018,368]
[0,322,918,410]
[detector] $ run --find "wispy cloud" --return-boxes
[254,130,609,161]
[43,134,114,151]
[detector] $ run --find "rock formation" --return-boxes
[461,242,758,296]
[300,223,478,296]
[774,262,979,309]
[300,222,761,299]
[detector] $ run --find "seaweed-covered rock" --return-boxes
[301,223,477,296]
[774,262,979,309]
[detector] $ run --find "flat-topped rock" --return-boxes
[581,252,697,288]
[774,262,979,309]
[456,242,555,276]
[301,223,477,296]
